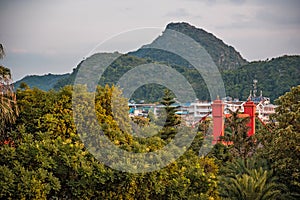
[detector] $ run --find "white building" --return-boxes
[187,101,212,119]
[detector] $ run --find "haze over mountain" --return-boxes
[14,22,300,102]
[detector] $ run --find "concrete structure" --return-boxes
[243,101,256,136]
[189,101,212,119]
[211,98,225,144]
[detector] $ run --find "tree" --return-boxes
[131,116,150,127]
[0,44,5,59]
[0,44,18,140]
[220,168,285,200]
[159,89,180,140]
[16,86,53,134]
[221,109,258,160]
[258,85,300,196]
[219,158,288,200]
[1,85,221,199]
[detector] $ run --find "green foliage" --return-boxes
[0,128,112,199]
[208,143,233,167]
[257,85,300,196]
[0,45,18,141]
[16,86,55,134]
[0,84,18,139]
[0,65,10,76]
[218,157,289,200]
[131,116,150,127]
[159,90,181,141]
[220,157,269,177]
[221,109,258,160]
[273,85,300,131]
[220,167,285,200]
[1,85,220,199]
[215,85,300,199]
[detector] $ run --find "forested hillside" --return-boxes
[15,54,300,103]
[14,73,70,91]
[54,54,300,102]
[223,55,300,101]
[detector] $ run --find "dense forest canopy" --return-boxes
[1,85,219,199]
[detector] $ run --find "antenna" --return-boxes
[253,79,258,97]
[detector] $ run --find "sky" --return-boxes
[0,0,300,81]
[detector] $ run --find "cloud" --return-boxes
[251,0,300,6]
[255,8,300,28]
[183,0,245,6]
[229,0,246,5]
[212,0,300,31]
[165,8,190,17]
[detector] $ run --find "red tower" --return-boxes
[243,100,256,136]
[211,98,225,144]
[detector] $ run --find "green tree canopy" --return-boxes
[0,44,18,141]
[159,89,181,141]
[258,85,300,196]
[1,85,220,199]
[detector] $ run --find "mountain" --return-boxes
[13,22,300,103]
[14,73,70,91]
[130,22,248,71]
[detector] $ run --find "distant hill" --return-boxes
[52,53,151,90]
[14,73,70,91]
[223,55,300,102]
[130,22,248,71]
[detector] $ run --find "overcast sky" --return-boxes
[1,0,300,81]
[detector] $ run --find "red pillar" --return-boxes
[243,101,256,136]
[212,98,225,144]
